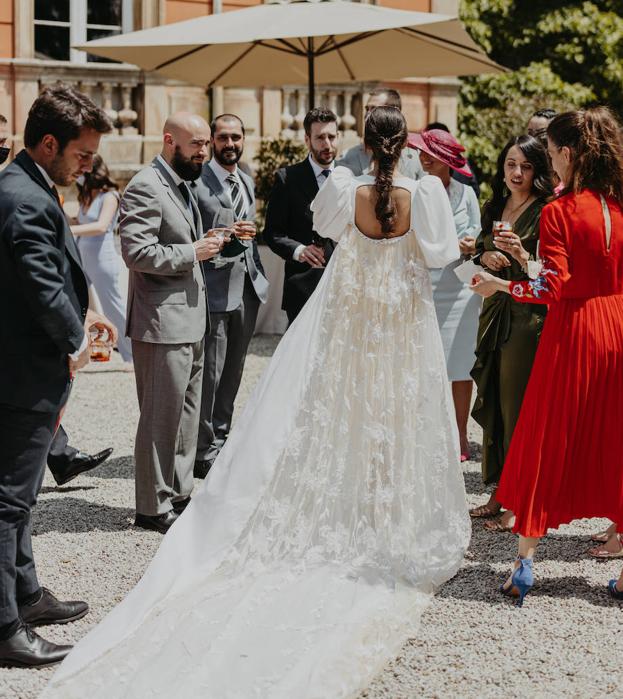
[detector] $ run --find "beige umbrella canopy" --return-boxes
[77,0,504,107]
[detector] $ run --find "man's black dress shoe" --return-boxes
[52,447,114,486]
[172,497,191,514]
[193,459,214,479]
[19,587,89,627]
[0,623,72,668]
[134,510,179,534]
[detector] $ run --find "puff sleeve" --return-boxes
[412,175,461,268]
[310,166,355,243]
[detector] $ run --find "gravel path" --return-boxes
[1,335,621,698]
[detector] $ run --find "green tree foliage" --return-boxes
[253,137,307,229]
[459,1,623,188]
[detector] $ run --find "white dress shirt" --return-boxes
[293,155,335,262]
[35,162,88,360]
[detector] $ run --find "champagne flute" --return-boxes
[209,207,235,264]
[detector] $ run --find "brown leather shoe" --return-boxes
[19,588,88,627]
[0,623,72,668]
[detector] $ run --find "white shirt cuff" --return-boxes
[293,244,306,262]
[69,332,88,361]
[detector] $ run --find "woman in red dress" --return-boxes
[470,107,623,606]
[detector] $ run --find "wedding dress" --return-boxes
[43,169,470,699]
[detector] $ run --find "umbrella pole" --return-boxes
[307,37,315,110]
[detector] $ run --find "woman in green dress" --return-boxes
[469,135,554,531]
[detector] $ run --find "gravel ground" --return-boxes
[1,334,621,698]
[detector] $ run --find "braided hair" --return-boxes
[363,106,408,236]
[547,107,623,204]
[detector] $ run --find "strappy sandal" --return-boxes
[590,524,616,543]
[469,502,501,519]
[588,534,623,559]
[484,512,515,533]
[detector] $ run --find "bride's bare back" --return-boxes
[354,184,412,239]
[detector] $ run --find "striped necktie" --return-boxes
[226,173,247,221]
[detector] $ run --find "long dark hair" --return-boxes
[481,135,554,236]
[547,107,623,204]
[77,154,118,208]
[363,106,408,236]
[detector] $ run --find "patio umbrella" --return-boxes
[77,0,504,108]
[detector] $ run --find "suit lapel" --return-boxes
[14,151,83,268]
[300,158,320,205]
[152,158,197,236]
[202,165,231,210]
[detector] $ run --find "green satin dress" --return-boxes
[471,199,547,485]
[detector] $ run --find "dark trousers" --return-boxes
[0,404,56,626]
[47,424,78,481]
[196,277,260,462]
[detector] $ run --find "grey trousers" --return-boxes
[132,339,204,515]
[196,277,260,462]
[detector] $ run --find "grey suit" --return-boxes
[193,162,268,465]
[338,143,424,179]
[121,157,207,515]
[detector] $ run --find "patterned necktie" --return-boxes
[227,173,247,221]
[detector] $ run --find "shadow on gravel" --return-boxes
[31,497,134,534]
[248,334,282,357]
[39,485,98,494]
[83,456,135,480]
[439,563,617,608]
[463,471,488,496]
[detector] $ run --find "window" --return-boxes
[34,0,133,64]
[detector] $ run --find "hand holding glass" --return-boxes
[89,327,112,362]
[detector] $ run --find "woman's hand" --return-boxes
[469,271,510,298]
[459,236,476,256]
[493,230,530,265]
[481,250,511,271]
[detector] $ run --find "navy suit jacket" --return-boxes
[0,150,88,412]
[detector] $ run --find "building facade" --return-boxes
[0,0,460,183]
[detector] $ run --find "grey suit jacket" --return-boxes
[120,157,208,344]
[194,162,269,313]
[338,143,424,179]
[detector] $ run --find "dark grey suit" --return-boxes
[193,162,268,465]
[121,157,207,515]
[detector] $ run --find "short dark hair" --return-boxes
[0,114,6,125]
[369,88,402,110]
[532,108,557,121]
[210,113,245,136]
[425,121,450,133]
[24,83,113,152]
[303,108,338,136]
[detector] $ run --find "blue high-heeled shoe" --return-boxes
[500,557,534,607]
[608,579,623,600]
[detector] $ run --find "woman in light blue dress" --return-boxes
[71,155,132,364]
[408,130,481,460]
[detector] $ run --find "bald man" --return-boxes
[120,112,223,533]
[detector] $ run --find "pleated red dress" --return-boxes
[496,189,623,537]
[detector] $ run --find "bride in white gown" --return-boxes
[43,107,469,699]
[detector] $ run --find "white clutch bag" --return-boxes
[454,258,484,284]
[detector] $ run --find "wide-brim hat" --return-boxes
[408,129,473,178]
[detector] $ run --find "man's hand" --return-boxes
[459,236,476,257]
[233,221,257,241]
[194,233,226,261]
[68,346,90,374]
[85,309,118,345]
[299,244,326,268]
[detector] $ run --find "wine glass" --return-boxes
[209,207,235,265]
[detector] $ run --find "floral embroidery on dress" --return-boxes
[512,263,558,299]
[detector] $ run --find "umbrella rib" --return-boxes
[155,44,207,71]
[316,31,384,56]
[208,43,259,86]
[398,27,495,59]
[326,36,355,81]
[273,38,306,55]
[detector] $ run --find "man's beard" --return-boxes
[310,145,335,166]
[215,145,242,167]
[47,154,74,187]
[171,146,203,180]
